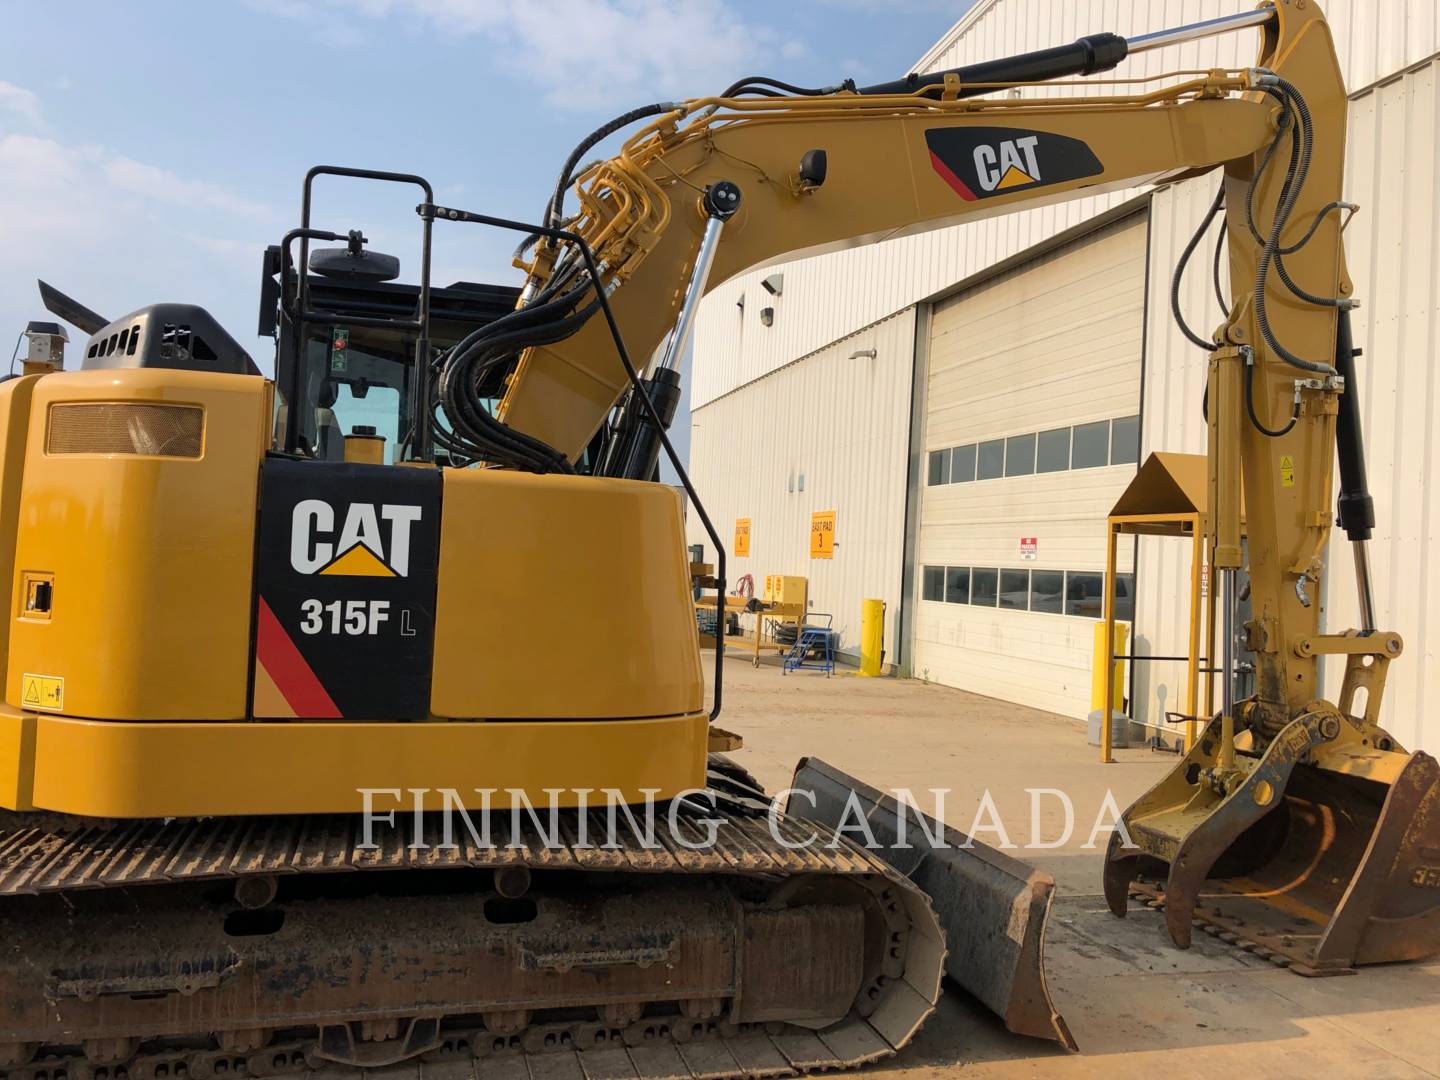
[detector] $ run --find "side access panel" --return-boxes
[252,458,441,719]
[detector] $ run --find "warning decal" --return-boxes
[1280,455,1296,488]
[21,673,64,711]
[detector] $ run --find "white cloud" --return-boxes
[0,81,43,127]
[255,0,806,107]
[0,133,280,367]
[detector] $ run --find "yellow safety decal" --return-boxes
[810,510,837,559]
[1280,454,1296,488]
[21,673,64,711]
[734,518,751,557]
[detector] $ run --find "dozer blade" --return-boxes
[788,757,1076,1050]
[1105,716,1440,975]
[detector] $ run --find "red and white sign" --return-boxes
[1020,536,1038,560]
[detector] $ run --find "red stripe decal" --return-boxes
[256,597,342,718]
[929,150,978,201]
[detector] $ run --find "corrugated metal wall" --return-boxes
[685,311,916,660]
[1137,56,1440,752]
[690,0,1440,411]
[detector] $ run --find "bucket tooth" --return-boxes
[788,757,1075,1051]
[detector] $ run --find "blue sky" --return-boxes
[2,0,971,467]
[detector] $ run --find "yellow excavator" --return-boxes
[3,1,1438,1075]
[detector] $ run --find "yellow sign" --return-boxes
[21,673,64,711]
[1280,454,1296,488]
[810,510,836,559]
[734,518,751,557]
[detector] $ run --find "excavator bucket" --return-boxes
[1104,716,1440,975]
[789,758,1076,1049]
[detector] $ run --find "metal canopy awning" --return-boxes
[1108,451,1214,536]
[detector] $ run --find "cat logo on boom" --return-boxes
[974,135,1042,191]
[289,499,423,578]
[925,126,1104,201]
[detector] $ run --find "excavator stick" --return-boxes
[1104,717,1440,975]
[789,758,1075,1049]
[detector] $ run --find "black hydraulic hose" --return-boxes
[1212,212,1230,318]
[434,285,602,472]
[1172,186,1227,352]
[509,103,679,266]
[1250,78,1338,375]
[545,103,676,231]
[720,74,854,98]
[1244,358,1298,437]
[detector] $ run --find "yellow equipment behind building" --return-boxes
[2,2,1437,1076]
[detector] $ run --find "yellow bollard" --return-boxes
[859,599,885,677]
[1092,619,1129,757]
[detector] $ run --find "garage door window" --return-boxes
[1036,428,1070,473]
[1065,572,1103,616]
[999,569,1029,608]
[927,448,950,486]
[970,567,999,605]
[919,565,1134,620]
[922,565,945,600]
[977,439,1005,480]
[950,443,977,483]
[1005,433,1036,476]
[945,566,970,603]
[1071,420,1110,469]
[1110,415,1140,465]
[1031,570,1064,613]
[1063,571,1136,618]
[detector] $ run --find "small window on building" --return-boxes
[977,439,1005,480]
[1071,420,1110,469]
[970,567,999,606]
[950,443,977,484]
[1036,427,1070,473]
[1114,572,1136,621]
[945,566,970,604]
[1005,433,1036,476]
[1065,571,1105,617]
[999,568,1030,609]
[1111,415,1140,465]
[927,448,950,486]
[1030,570,1064,613]
[922,565,945,601]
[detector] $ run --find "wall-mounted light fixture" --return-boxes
[761,273,784,296]
[849,348,877,359]
[760,307,775,327]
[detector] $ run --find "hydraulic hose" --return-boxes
[1171,186,1226,352]
[1249,78,1338,375]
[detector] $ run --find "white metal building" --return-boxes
[685,0,1440,753]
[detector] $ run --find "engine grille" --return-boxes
[46,402,204,458]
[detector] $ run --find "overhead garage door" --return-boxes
[912,213,1147,719]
